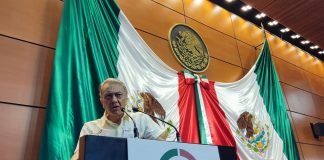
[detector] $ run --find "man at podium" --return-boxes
[71,78,168,159]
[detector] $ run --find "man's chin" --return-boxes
[110,108,123,115]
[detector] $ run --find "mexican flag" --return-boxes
[39,0,299,159]
[214,38,300,159]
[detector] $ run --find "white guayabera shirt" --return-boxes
[72,112,163,159]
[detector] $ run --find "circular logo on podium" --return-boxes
[160,148,196,160]
[169,24,209,73]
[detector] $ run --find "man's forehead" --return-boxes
[101,83,125,93]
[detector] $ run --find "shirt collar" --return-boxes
[99,112,129,128]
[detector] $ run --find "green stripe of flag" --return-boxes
[255,39,300,160]
[39,0,122,159]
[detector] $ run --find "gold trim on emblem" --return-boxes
[168,23,210,73]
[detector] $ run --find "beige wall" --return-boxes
[0,0,323,159]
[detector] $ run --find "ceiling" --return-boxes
[241,0,324,59]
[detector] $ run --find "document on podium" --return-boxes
[128,138,220,160]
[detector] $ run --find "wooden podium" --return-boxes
[79,135,236,160]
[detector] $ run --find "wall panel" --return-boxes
[287,111,299,141]
[300,144,324,160]
[183,0,234,37]
[267,34,303,67]
[273,57,312,92]
[153,0,184,14]
[312,94,324,119]
[0,0,62,48]
[231,15,263,46]
[203,58,244,82]
[0,103,45,160]
[282,84,319,118]
[236,40,257,70]
[304,72,324,97]
[186,18,241,67]
[291,112,324,145]
[297,143,305,160]
[0,36,54,107]
[300,53,324,78]
[138,30,184,71]
[117,0,185,39]
[281,83,290,110]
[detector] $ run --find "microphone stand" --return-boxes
[132,108,181,142]
[122,108,139,138]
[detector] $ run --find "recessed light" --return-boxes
[255,13,266,19]
[268,20,278,26]
[301,40,310,44]
[241,5,252,12]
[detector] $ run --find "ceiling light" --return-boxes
[280,28,290,33]
[301,40,310,44]
[318,51,324,54]
[241,5,252,12]
[255,13,266,19]
[291,34,300,39]
[225,0,235,2]
[268,20,278,26]
[310,45,319,49]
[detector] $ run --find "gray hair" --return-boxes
[99,78,128,97]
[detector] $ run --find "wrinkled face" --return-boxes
[100,82,127,117]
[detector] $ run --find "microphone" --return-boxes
[121,108,139,138]
[132,107,181,142]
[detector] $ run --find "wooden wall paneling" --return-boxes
[24,106,46,160]
[137,29,184,72]
[300,53,324,79]
[273,56,312,92]
[117,0,185,39]
[186,18,241,67]
[280,83,290,110]
[267,35,303,67]
[0,0,62,48]
[153,0,184,14]
[282,83,318,118]
[183,0,235,37]
[203,58,244,82]
[287,111,299,142]
[0,103,45,160]
[0,36,54,107]
[242,68,249,76]
[300,143,324,160]
[236,40,257,70]
[270,40,302,67]
[297,143,305,160]
[312,94,324,119]
[255,47,262,57]
[231,15,263,46]
[291,112,324,145]
[304,72,324,97]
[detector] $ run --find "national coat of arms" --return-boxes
[169,24,209,73]
[236,112,272,155]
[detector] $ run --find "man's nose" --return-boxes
[111,95,118,102]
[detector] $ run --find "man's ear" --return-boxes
[99,96,104,104]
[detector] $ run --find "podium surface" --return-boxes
[80,135,236,160]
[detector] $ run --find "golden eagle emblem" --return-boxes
[169,24,209,73]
